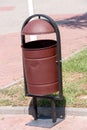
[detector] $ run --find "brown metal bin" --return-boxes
[22,39,58,96]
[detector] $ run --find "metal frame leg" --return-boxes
[33,97,38,120]
[51,99,56,123]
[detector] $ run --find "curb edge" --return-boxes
[0,106,87,117]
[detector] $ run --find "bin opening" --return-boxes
[22,40,57,50]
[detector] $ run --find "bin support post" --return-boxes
[51,99,56,123]
[33,97,38,120]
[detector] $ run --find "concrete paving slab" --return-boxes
[26,118,63,128]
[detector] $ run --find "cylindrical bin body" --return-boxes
[22,40,58,96]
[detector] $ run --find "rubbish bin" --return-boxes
[21,14,63,122]
[21,14,62,97]
[22,39,58,96]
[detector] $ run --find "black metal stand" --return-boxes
[32,97,38,120]
[28,94,63,123]
[32,97,56,122]
[51,99,56,123]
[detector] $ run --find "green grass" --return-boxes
[0,81,29,106]
[63,48,87,73]
[62,48,87,107]
[0,48,87,107]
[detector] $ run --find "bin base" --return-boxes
[27,81,58,96]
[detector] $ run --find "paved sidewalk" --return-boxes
[0,106,87,129]
[0,114,87,130]
[0,0,28,88]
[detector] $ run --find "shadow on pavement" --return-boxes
[56,12,87,29]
